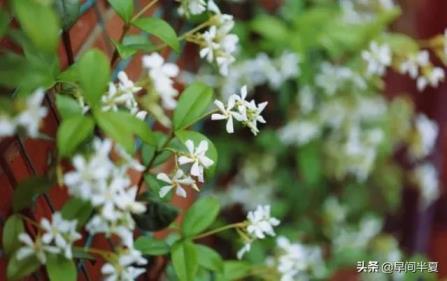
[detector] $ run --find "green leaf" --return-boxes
[55,0,81,30]
[95,110,155,152]
[13,0,60,53]
[94,110,134,153]
[55,95,83,120]
[78,49,110,107]
[133,17,179,52]
[57,116,94,157]
[182,196,220,237]
[175,130,218,177]
[133,199,178,231]
[2,215,24,256]
[12,177,53,212]
[0,10,10,38]
[61,198,93,228]
[114,35,156,59]
[108,0,133,23]
[46,254,76,281]
[195,244,223,273]
[135,236,170,255]
[7,252,40,281]
[296,142,322,186]
[218,261,250,281]
[171,241,198,281]
[173,82,213,131]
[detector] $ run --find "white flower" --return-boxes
[315,62,366,96]
[237,242,251,260]
[40,212,81,259]
[0,115,15,137]
[16,233,59,264]
[417,67,445,91]
[102,71,145,118]
[15,88,48,137]
[198,15,239,76]
[362,41,391,76]
[278,120,321,146]
[399,50,429,79]
[212,95,243,133]
[409,114,438,160]
[413,163,440,209]
[102,248,147,281]
[246,205,280,240]
[142,53,179,109]
[178,139,214,182]
[157,169,198,198]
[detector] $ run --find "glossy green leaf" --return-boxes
[55,0,81,30]
[135,236,170,255]
[2,215,24,256]
[47,254,76,281]
[57,115,94,157]
[7,252,40,281]
[55,95,83,120]
[61,198,93,229]
[195,244,223,273]
[13,0,60,53]
[173,82,213,131]
[78,49,110,107]
[94,110,135,153]
[133,199,178,231]
[108,0,133,23]
[12,176,53,212]
[182,196,220,237]
[217,261,251,281]
[133,17,179,51]
[171,241,198,281]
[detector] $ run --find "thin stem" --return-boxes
[111,24,130,66]
[193,222,245,240]
[131,0,159,22]
[74,246,116,260]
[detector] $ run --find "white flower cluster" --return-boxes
[333,216,383,253]
[142,53,180,110]
[102,71,147,120]
[102,248,147,281]
[199,13,239,76]
[315,62,366,96]
[237,205,280,259]
[17,212,81,264]
[269,237,325,281]
[399,50,445,91]
[63,138,148,279]
[157,139,214,198]
[408,114,438,160]
[362,41,392,76]
[412,163,439,209]
[340,0,396,24]
[178,0,218,17]
[212,86,268,135]
[0,89,48,138]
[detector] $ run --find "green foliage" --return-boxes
[133,17,180,51]
[173,82,214,131]
[108,0,134,23]
[135,236,170,255]
[61,198,93,229]
[182,196,220,237]
[78,49,110,107]
[216,261,251,281]
[134,198,178,231]
[54,0,81,30]
[12,176,53,212]
[2,215,24,256]
[46,254,77,281]
[114,34,156,59]
[171,240,198,281]
[12,0,60,53]
[55,95,83,120]
[195,244,223,273]
[57,115,95,157]
[7,252,40,281]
